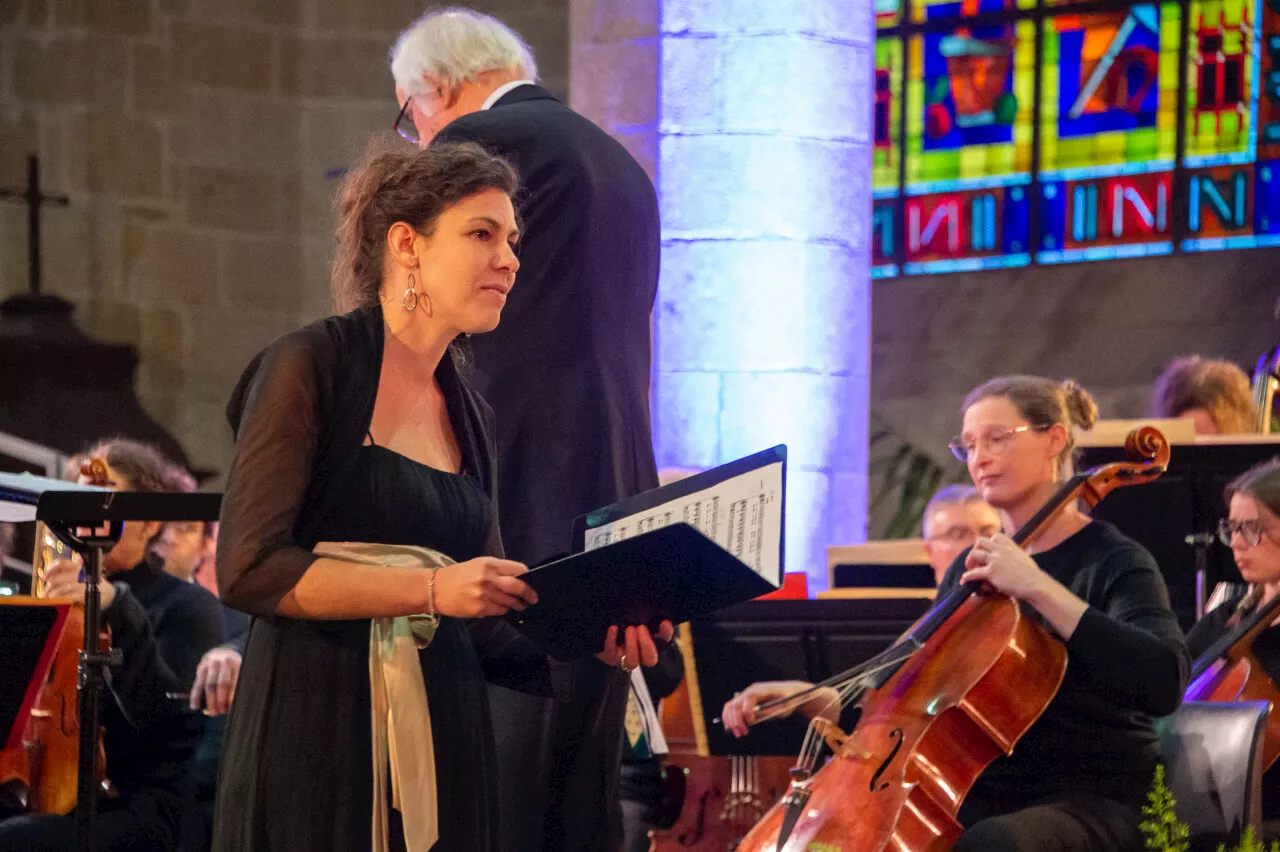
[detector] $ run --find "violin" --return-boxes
[1184,588,1280,769]
[0,459,111,815]
[729,427,1170,852]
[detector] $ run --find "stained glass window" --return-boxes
[871,0,1280,274]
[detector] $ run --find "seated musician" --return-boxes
[723,375,1189,852]
[1185,457,1280,828]
[0,439,224,852]
[1150,354,1257,435]
[922,484,1002,586]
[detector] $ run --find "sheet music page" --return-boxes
[583,461,784,586]
[0,472,107,522]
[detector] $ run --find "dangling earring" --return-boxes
[402,272,418,312]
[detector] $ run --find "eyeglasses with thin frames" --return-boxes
[948,424,1050,463]
[1218,518,1268,548]
[927,524,1001,543]
[394,97,419,144]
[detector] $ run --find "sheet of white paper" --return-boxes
[0,471,109,522]
[582,461,784,586]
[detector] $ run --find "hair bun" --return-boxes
[1061,379,1099,431]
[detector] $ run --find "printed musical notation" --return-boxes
[584,462,784,586]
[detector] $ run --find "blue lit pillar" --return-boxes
[655,1,875,590]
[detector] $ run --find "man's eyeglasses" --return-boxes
[394,97,419,144]
[928,525,1001,543]
[948,424,1050,463]
[1218,518,1268,548]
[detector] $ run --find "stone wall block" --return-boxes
[658,239,810,373]
[782,468,831,585]
[720,36,872,141]
[660,134,866,244]
[127,222,220,306]
[664,0,869,42]
[0,110,38,186]
[175,21,274,92]
[220,234,303,310]
[85,111,164,200]
[718,371,854,471]
[282,34,391,99]
[570,0,658,42]
[570,39,658,132]
[185,165,298,233]
[653,370,722,469]
[16,34,129,109]
[132,42,177,117]
[659,36,722,134]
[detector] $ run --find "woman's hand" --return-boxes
[721,680,841,738]
[595,621,675,672]
[961,534,1051,601]
[433,557,538,618]
[42,557,115,610]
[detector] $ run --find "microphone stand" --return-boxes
[46,520,122,852]
[1185,531,1215,620]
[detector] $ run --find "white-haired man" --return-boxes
[390,9,664,852]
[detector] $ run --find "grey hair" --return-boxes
[922,484,986,537]
[390,7,538,95]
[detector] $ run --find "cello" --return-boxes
[729,427,1170,852]
[0,459,111,815]
[1183,587,1280,769]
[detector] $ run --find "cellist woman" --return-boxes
[722,375,1189,851]
[1185,457,1280,828]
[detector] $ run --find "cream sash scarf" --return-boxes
[313,542,451,852]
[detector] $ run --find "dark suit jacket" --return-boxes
[435,85,662,852]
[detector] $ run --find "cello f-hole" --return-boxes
[870,728,905,793]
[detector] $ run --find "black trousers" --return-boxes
[954,792,1144,852]
[0,792,180,852]
[619,757,667,852]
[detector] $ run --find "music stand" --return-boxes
[684,597,931,756]
[1,471,220,852]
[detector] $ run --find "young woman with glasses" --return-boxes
[721,374,1188,852]
[1185,458,1280,828]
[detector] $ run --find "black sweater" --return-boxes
[102,560,223,797]
[936,520,1190,812]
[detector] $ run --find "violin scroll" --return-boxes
[79,458,110,488]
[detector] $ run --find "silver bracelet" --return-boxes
[427,567,439,618]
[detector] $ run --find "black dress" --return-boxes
[212,307,555,852]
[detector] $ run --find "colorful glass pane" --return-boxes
[1183,0,1260,166]
[875,38,903,195]
[1040,3,1181,180]
[905,19,1036,192]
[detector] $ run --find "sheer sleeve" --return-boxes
[215,337,323,617]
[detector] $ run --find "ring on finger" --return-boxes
[619,653,635,673]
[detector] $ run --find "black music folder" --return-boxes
[506,446,787,661]
[507,523,778,660]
